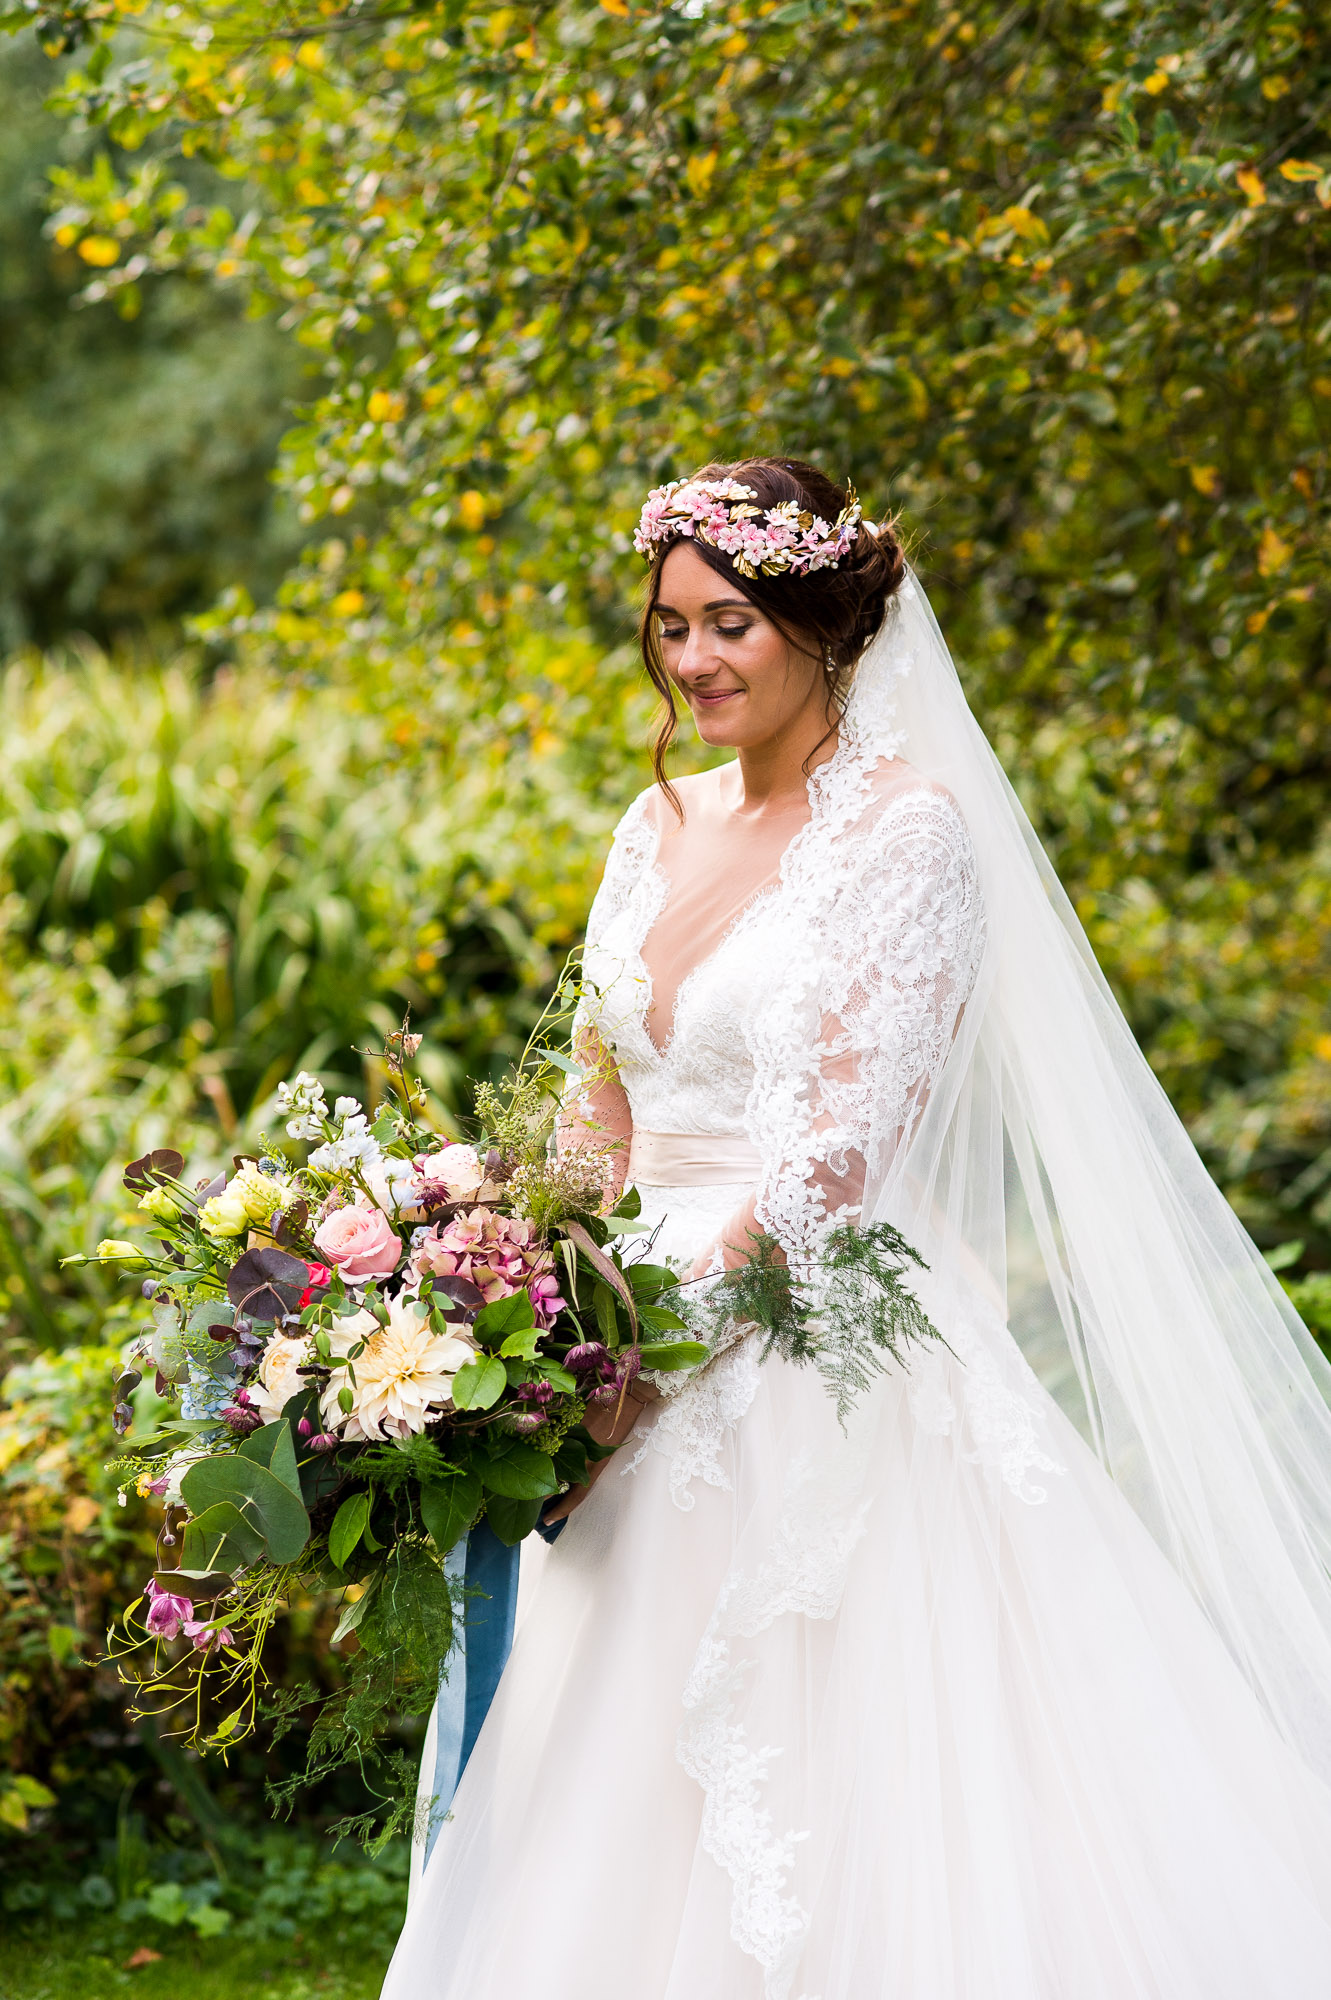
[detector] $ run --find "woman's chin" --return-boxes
[688,698,749,745]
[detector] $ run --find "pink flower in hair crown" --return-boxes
[634,477,863,580]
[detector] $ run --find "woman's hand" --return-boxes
[541,1377,661,1527]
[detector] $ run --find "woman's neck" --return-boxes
[727,696,840,816]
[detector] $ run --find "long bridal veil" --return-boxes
[859,572,1331,1779]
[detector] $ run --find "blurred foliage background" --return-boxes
[0,0,1328,1973]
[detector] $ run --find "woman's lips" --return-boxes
[691,687,742,707]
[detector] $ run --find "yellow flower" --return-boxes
[96,1239,147,1267]
[229,1164,284,1226]
[199,1188,251,1239]
[138,1185,180,1222]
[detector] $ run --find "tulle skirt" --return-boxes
[382,1182,1331,1999]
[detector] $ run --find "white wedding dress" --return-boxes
[383,582,1331,1999]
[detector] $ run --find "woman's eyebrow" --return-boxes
[652,598,753,616]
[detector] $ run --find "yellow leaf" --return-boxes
[720,31,747,56]
[53,223,79,248]
[367,389,404,422]
[458,490,488,532]
[599,0,629,14]
[295,38,325,70]
[1235,167,1266,207]
[1003,205,1049,245]
[685,151,719,198]
[1188,464,1221,498]
[332,589,365,616]
[1245,607,1270,634]
[1260,74,1290,100]
[0,1792,29,1831]
[1279,159,1323,183]
[1257,524,1292,578]
[1143,69,1169,96]
[1315,1034,1331,1063]
[1101,80,1125,114]
[77,236,120,267]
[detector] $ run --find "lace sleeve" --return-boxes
[559,791,655,1184]
[747,784,986,1264]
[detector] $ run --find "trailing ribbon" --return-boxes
[422,1520,520,1867]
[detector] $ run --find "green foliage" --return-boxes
[4,0,1326,1254]
[0,40,307,649]
[0,642,631,1350]
[696,1221,943,1424]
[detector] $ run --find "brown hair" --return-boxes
[636,456,906,805]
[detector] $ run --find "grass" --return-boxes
[0,1931,392,1999]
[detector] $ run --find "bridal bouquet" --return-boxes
[86,1007,941,1823]
[88,1018,711,1784]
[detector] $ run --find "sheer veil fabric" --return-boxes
[382,574,1331,2000]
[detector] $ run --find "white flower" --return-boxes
[277,1070,328,1140]
[308,1116,382,1174]
[414,1143,485,1198]
[359,1154,420,1216]
[334,1095,363,1120]
[320,1298,475,1442]
[248,1333,312,1422]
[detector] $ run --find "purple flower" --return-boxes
[145,1579,191,1640]
[222,1392,264,1436]
[182,1618,234,1654]
[512,1411,546,1435]
[564,1341,609,1376]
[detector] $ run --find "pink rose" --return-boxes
[313,1203,402,1283]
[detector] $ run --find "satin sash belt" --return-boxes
[627,1129,763,1187]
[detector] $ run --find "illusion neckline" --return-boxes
[631,730,878,1064]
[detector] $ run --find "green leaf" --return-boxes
[593,1280,619,1345]
[180,1500,266,1575]
[535,1047,583,1077]
[471,1290,536,1343]
[419,1470,483,1556]
[484,1494,544,1545]
[498,1326,539,1358]
[479,1442,558,1499]
[237,1418,302,1498]
[639,1303,687,1333]
[328,1490,371,1570]
[608,1183,642,1222]
[535,1360,577,1393]
[627,1261,677,1294]
[450,1355,507,1410]
[332,1580,375,1644]
[638,1339,710,1370]
[181,1454,311,1564]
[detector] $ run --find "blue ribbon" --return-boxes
[422,1520,521,1866]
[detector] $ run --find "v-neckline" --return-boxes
[631,760,828,1065]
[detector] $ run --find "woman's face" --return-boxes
[652,542,824,751]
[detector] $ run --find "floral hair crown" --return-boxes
[633,475,864,580]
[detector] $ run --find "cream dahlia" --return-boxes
[320,1298,475,1441]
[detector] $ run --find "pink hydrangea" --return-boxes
[409,1208,565,1329]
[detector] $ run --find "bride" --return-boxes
[382,457,1331,1997]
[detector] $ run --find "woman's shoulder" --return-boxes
[856,757,973,854]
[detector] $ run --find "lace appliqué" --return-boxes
[622,1335,761,1511]
[677,1452,870,2000]
[907,1310,1065,1505]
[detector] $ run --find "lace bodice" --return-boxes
[581,737,987,1260]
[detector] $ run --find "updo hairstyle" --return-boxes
[637,456,906,796]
